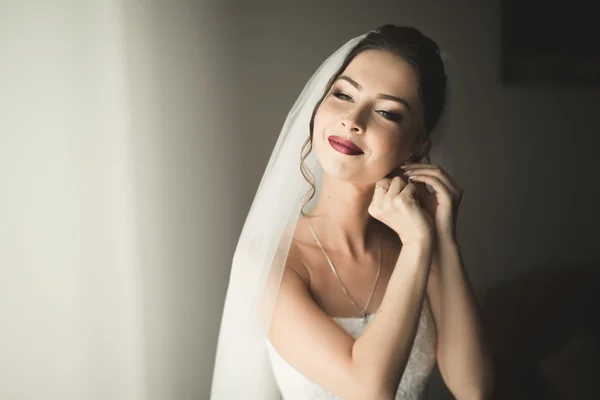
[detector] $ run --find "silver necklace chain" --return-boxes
[307,218,382,323]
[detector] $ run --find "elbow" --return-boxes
[453,370,496,400]
[447,352,495,400]
[349,350,406,399]
[363,376,402,400]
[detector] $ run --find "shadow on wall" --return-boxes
[482,263,600,399]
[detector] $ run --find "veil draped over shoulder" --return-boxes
[210,28,456,399]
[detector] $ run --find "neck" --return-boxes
[309,173,382,259]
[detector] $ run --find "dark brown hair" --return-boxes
[300,25,448,216]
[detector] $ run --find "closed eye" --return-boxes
[332,90,403,123]
[377,110,403,122]
[332,90,352,101]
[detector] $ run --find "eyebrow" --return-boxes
[337,75,412,113]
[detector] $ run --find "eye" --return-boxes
[332,90,402,122]
[332,90,353,101]
[377,110,403,122]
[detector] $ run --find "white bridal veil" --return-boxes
[210,28,456,399]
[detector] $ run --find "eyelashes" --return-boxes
[332,90,353,102]
[331,90,403,122]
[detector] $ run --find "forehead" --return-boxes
[340,50,419,100]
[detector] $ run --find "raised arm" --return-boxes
[268,237,433,400]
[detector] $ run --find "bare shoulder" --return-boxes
[285,238,312,286]
[267,220,370,398]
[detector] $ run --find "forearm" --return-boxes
[352,239,434,397]
[431,238,494,398]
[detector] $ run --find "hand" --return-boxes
[400,162,464,239]
[368,175,434,245]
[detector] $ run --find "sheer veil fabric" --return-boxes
[210,30,456,399]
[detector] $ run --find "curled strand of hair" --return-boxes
[299,136,316,217]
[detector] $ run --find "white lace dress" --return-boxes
[265,298,437,399]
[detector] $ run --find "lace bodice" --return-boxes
[266,298,437,399]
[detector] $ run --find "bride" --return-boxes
[211,25,494,400]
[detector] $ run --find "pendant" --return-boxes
[361,312,367,323]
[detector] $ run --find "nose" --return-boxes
[340,108,366,134]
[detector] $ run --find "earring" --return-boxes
[419,154,431,164]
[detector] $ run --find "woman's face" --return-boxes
[312,49,423,184]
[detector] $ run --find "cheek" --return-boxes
[371,130,411,163]
[383,132,405,150]
[313,101,340,135]
[372,138,398,163]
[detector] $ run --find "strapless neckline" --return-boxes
[266,301,437,399]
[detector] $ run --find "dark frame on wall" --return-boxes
[501,0,600,85]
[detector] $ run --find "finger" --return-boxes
[386,176,400,197]
[386,176,406,198]
[407,174,455,203]
[398,182,420,205]
[401,162,430,169]
[373,181,389,204]
[375,177,391,190]
[404,166,459,195]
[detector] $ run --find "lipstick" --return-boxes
[328,136,363,156]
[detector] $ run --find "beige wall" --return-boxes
[0,1,144,399]
[2,1,598,399]
[122,1,239,399]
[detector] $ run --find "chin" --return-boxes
[314,140,355,177]
[319,156,383,185]
[322,166,357,181]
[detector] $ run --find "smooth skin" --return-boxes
[268,49,494,399]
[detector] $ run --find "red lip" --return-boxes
[328,136,364,155]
